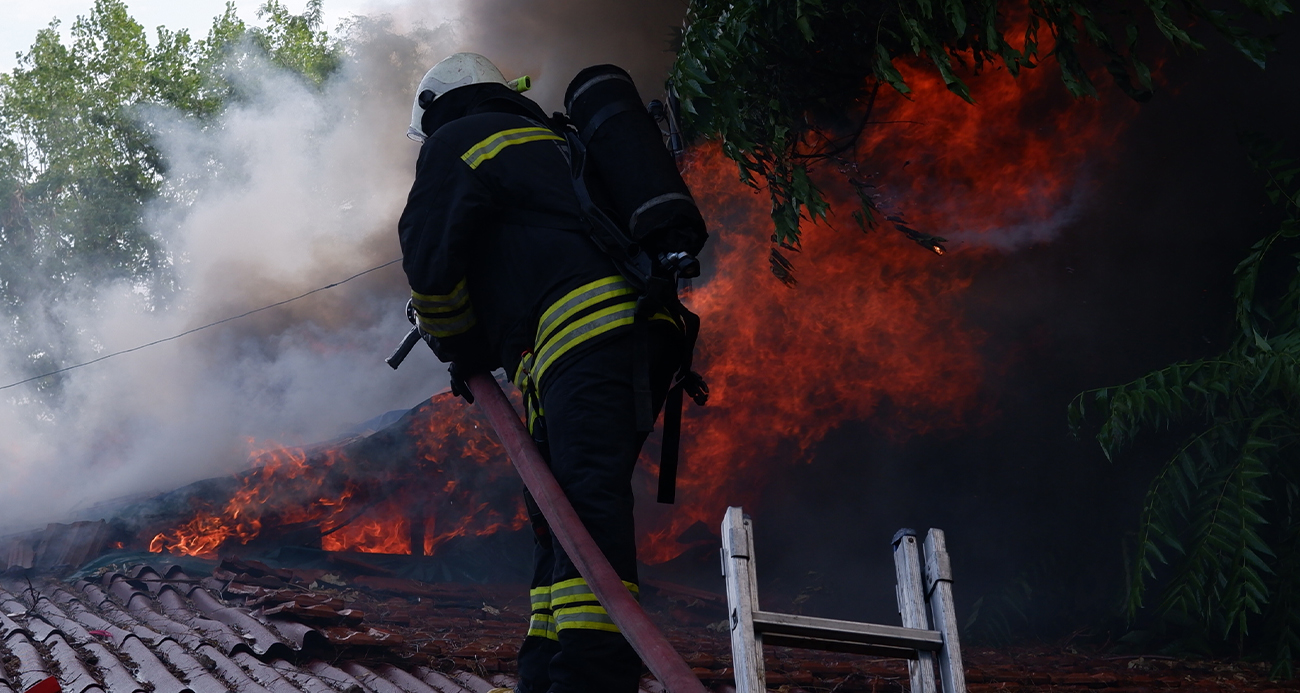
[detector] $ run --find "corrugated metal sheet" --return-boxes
[1,522,114,573]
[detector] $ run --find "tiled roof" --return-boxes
[0,565,529,693]
[0,556,1291,692]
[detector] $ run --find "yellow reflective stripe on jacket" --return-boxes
[461,127,563,170]
[513,351,544,434]
[514,351,536,391]
[536,276,633,346]
[554,605,619,633]
[411,278,469,315]
[417,306,476,338]
[527,403,543,434]
[515,275,680,421]
[532,301,637,385]
[527,612,558,640]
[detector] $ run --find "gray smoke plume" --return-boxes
[0,0,686,532]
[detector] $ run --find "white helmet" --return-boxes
[407,53,530,142]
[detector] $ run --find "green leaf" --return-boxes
[874,44,912,95]
[796,15,814,41]
[944,0,968,34]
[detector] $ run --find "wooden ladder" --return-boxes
[720,506,967,693]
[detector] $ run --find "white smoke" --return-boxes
[0,21,447,531]
[0,1,686,532]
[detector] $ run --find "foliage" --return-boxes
[251,0,340,85]
[670,0,1293,270]
[1068,137,1300,676]
[0,0,340,383]
[964,575,1033,645]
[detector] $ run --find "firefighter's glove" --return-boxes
[447,361,477,404]
[681,371,709,406]
[445,335,497,404]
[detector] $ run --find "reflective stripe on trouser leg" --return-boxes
[518,502,560,693]
[549,577,639,607]
[530,585,552,611]
[527,612,557,640]
[527,585,558,641]
[548,577,639,633]
[554,604,620,633]
[535,331,679,692]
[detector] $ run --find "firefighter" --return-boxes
[397,53,698,693]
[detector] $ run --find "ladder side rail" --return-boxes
[892,530,938,693]
[924,529,967,693]
[721,507,765,693]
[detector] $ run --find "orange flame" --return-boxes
[633,55,1130,563]
[148,394,526,558]
[149,44,1134,561]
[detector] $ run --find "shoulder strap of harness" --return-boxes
[550,118,708,504]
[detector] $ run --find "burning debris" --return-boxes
[126,39,1129,573]
[142,392,525,560]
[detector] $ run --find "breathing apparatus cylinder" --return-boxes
[564,65,707,259]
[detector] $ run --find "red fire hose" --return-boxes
[466,373,707,693]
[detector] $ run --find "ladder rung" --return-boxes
[752,610,944,652]
[762,632,922,659]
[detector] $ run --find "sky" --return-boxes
[0,0,462,72]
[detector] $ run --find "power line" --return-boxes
[0,258,403,392]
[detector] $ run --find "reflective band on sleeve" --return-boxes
[417,307,476,338]
[554,605,620,633]
[412,279,470,315]
[536,276,631,346]
[461,127,564,170]
[527,612,558,640]
[627,192,696,234]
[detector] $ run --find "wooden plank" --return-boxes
[751,611,942,650]
[924,529,967,693]
[721,507,765,693]
[893,529,937,693]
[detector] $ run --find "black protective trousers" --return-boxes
[516,327,678,693]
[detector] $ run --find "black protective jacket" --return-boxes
[398,84,630,381]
